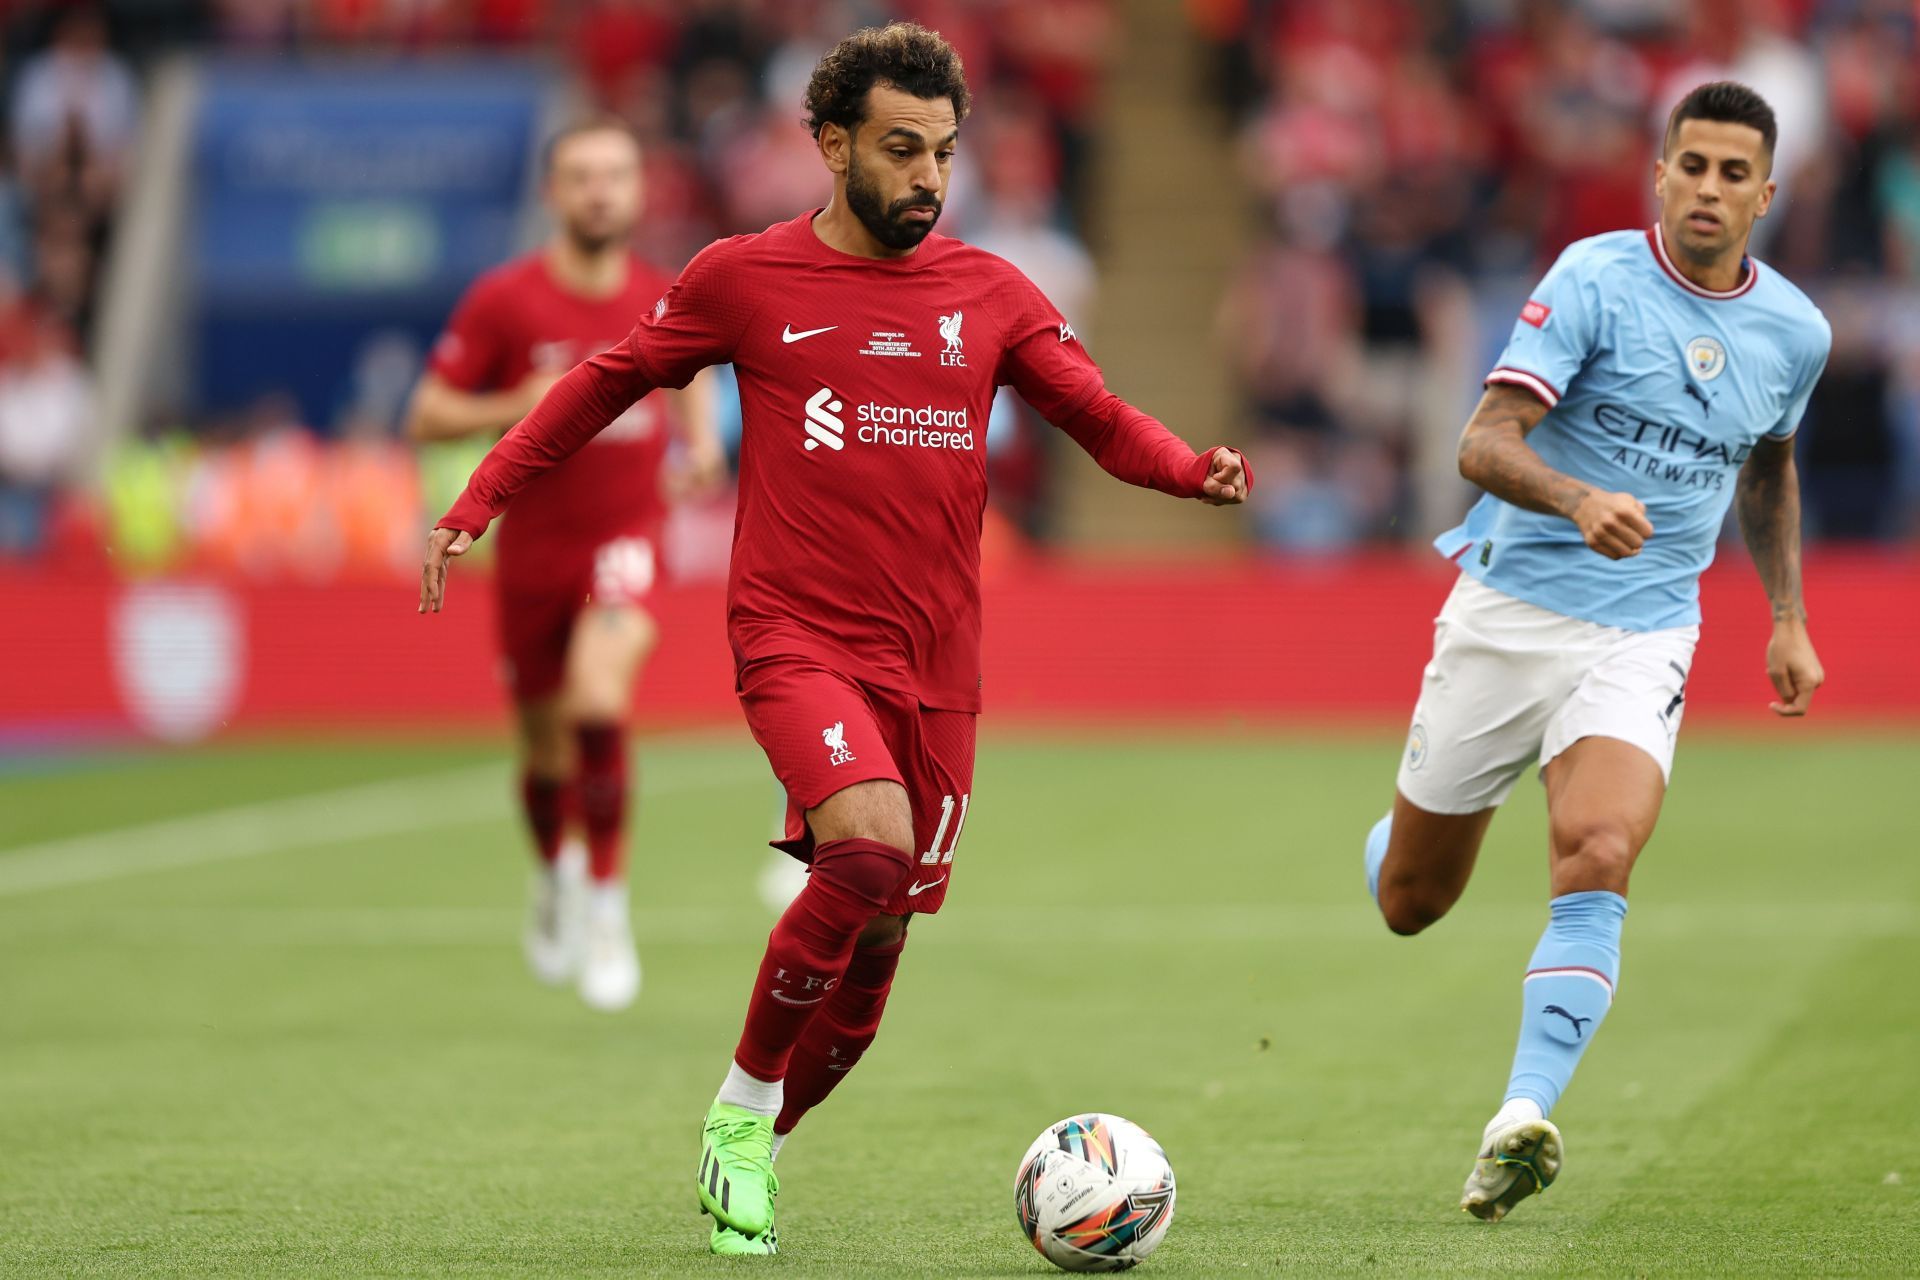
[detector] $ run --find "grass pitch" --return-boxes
[2,728,1916,1276]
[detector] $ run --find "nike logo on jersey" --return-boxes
[906,876,946,897]
[782,324,837,343]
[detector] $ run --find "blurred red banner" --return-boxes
[3,550,1915,744]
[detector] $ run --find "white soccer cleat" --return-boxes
[578,883,641,1011]
[523,840,586,986]
[1461,1116,1562,1222]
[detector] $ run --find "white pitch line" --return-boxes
[0,753,769,899]
[10,900,1914,949]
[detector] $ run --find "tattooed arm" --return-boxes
[1736,434,1824,716]
[1456,383,1654,559]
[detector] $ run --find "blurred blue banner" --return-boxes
[189,61,550,427]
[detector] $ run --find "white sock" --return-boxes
[770,1132,787,1161]
[716,1061,783,1116]
[586,881,627,924]
[1486,1096,1545,1141]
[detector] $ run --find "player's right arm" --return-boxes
[419,344,657,611]
[1459,244,1651,560]
[1456,385,1652,560]
[403,369,560,443]
[405,271,558,443]
[420,239,754,613]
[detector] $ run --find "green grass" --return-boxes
[2,728,1916,1277]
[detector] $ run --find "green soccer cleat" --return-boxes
[696,1101,778,1236]
[709,1222,778,1256]
[1461,1117,1562,1222]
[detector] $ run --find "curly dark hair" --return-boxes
[803,21,971,140]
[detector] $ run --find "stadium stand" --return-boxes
[0,1,1911,582]
[1196,0,1919,549]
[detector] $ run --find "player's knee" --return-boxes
[1377,884,1447,936]
[1550,818,1634,891]
[568,686,629,725]
[519,714,570,776]
[812,839,913,907]
[857,912,908,950]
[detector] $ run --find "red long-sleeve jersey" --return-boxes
[441,210,1236,712]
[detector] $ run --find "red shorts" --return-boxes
[738,656,976,916]
[494,532,659,701]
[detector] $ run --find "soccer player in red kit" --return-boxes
[420,25,1248,1255]
[406,119,723,1013]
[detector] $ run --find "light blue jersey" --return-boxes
[1436,225,1830,631]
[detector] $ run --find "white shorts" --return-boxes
[1396,575,1698,814]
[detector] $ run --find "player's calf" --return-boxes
[775,919,908,1142]
[1366,797,1494,936]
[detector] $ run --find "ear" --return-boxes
[818,122,852,177]
[1755,176,1777,220]
[1653,156,1667,203]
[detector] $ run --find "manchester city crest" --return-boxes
[1686,335,1727,382]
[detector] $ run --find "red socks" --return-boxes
[575,722,628,882]
[775,935,904,1135]
[519,726,629,878]
[732,837,910,1082]
[518,771,570,866]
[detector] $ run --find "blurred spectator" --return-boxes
[1208,0,1920,548]
[16,0,1909,581]
[0,289,95,554]
[10,7,139,200]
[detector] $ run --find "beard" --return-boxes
[563,216,629,256]
[846,150,941,251]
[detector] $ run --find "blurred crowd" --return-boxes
[0,4,135,553]
[1198,0,1920,549]
[4,0,1917,575]
[0,0,1104,570]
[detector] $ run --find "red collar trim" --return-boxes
[1646,224,1758,300]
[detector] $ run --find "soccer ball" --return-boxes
[1013,1113,1176,1272]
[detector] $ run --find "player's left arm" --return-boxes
[1052,389,1250,505]
[665,366,727,498]
[1736,433,1822,717]
[1736,322,1832,718]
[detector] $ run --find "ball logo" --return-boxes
[1686,335,1727,382]
[803,386,845,451]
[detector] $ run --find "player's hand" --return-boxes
[669,436,729,500]
[418,526,473,614]
[1571,489,1653,559]
[1765,616,1823,717]
[1200,448,1249,505]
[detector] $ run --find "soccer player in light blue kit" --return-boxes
[1363,83,1830,1221]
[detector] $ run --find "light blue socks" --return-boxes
[1504,890,1627,1115]
[1364,813,1392,904]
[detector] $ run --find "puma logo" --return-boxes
[1683,382,1715,417]
[1543,1004,1592,1038]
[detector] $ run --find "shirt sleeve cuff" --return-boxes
[1485,366,1563,409]
[438,491,494,540]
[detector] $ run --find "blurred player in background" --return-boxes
[1362,83,1829,1220]
[407,119,724,1013]
[420,23,1249,1256]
